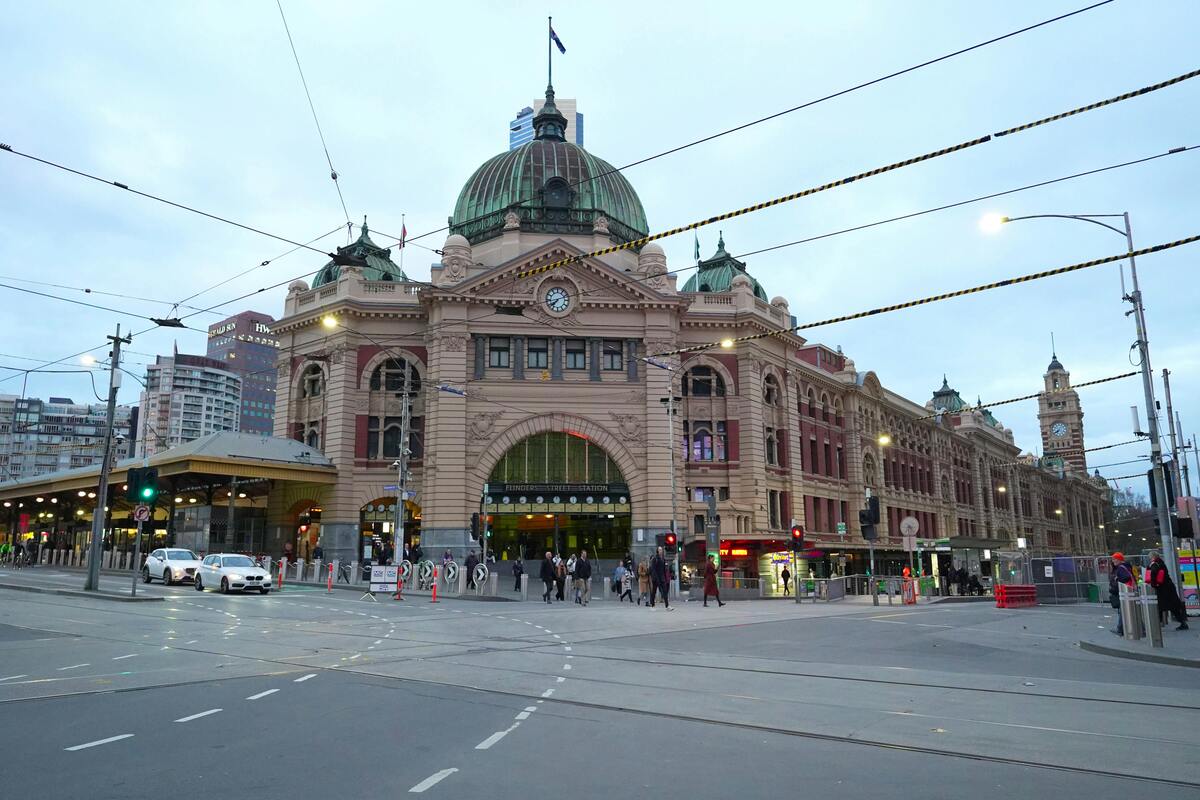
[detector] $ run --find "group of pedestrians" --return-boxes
[1111,551,1189,635]
[536,547,676,609]
[0,538,37,567]
[538,549,594,604]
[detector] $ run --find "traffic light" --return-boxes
[791,524,805,552]
[864,495,880,525]
[664,531,678,554]
[469,512,480,541]
[124,467,159,503]
[655,533,666,548]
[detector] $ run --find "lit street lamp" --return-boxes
[984,211,1177,582]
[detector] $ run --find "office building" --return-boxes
[137,354,242,457]
[206,310,279,436]
[509,97,583,149]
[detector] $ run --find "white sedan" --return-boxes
[194,553,272,594]
[142,548,202,585]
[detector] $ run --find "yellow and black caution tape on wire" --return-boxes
[649,235,1200,358]
[514,67,1199,282]
[913,372,1137,423]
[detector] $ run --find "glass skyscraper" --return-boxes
[509,99,583,150]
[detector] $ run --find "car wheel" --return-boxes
[194,576,203,591]
[142,567,151,584]
[220,577,229,594]
[260,588,270,595]
[163,569,173,586]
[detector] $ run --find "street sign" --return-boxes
[384,485,398,491]
[370,565,399,592]
[903,535,916,553]
[836,522,847,535]
[899,516,919,536]
[133,505,151,522]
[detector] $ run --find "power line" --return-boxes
[516,67,1200,287]
[387,0,1116,250]
[274,0,351,227]
[915,372,1137,422]
[0,281,204,329]
[652,234,1200,357]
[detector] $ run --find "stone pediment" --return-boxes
[443,240,675,307]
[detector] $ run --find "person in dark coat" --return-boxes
[956,566,968,597]
[703,554,725,607]
[649,546,672,610]
[539,551,556,603]
[574,550,593,605]
[781,566,792,596]
[512,558,525,592]
[1147,551,1189,630]
[464,551,479,589]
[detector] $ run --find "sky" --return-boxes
[1,0,1197,498]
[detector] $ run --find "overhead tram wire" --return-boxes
[0,282,205,330]
[914,372,1137,422]
[275,0,351,228]
[512,66,1200,289]
[381,0,1117,250]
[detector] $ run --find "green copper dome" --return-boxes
[312,220,407,287]
[682,232,768,301]
[450,87,648,246]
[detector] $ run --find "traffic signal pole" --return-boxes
[85,325,129,592]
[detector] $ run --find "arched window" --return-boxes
[684,421,727,462]
[763,374,781,406]
[305,428,320,449]
[820,392,831,423]
[301,365,324,398]
[369,358,421,394]
[682,366,726,397]
[806,388,817,417]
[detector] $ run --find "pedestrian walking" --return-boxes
[703,554,725,607]
[649,546,672,610]
[312,542,324,562]
[1110,552,1137,637]
[1147,551,1189,630]
[465,550,479,589]
[512,558,525,592]
[574,550,592,605]
[781,566,791,596]
[956,566,968,597]
[554,553,566,601]
[617,563,634,603]
[637,558,650,605]
[539,551,555,603]
[411,542,424,564]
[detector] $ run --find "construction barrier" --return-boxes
[995,584,1037,608]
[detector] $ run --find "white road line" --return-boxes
[175,709,222,723]
[373,640,383,645]
[557,676,566,683]
[294,673,317,683]
[349,654,362,660]
[0,674,29,682]
[524,706,537,712]
[185,640,198,644]
[562,664,571,670]
[246,689,279,700]
[541,689,554,697]
[409,768,458,793]
[112,654,138,661]
[552,634,560,639]
[564,647,572,651]
[64,734,134,752]
[57,664,89,671]
[515,711,531,720]
[475,730,511,750]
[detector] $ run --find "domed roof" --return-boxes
[450,86,648,246]
[1047,352,1065,372]
[312,220,407,288]
[682,232,768,301]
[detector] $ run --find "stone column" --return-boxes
[588,338,601,382]
[551,337,564,381]
[319,340,362,565]
[512,336,525,381]
[421,328,472,560]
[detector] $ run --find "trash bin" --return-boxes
[1086,583,1100,603]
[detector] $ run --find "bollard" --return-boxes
[394,565,404,601]
[278,557,287,592]
[327,563,333,593]
[520,573,528,601]
[431,566,439,603]
[1142,594,1163,648]
[350,561,361,585]
[312,558,322,580]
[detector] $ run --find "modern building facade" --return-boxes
[510,97,583,149]
[270,84,1107,577]
[206,310,280,436]
[137,354,242,457]
[0,396,136,482]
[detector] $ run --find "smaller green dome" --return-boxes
[930,376,967,412]
[312,220,407,288]
[682,232,768,301]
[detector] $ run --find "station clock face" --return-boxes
[1050,421,1068,438]
[545,286,570,313]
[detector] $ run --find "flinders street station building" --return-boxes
[269,86,1108,581]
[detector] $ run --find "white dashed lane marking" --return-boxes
[175,709,222,723]
[294,673,318,683]
[246,689,279,700]
[57,664,89,671]
[409,768,458,793]
[112,654,137,661]
[64,734,134,752]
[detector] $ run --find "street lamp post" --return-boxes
[988,212,1177,584]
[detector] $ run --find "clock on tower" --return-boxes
[1038,352,1087,475]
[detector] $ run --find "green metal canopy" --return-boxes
[681,232,769,301]
[312,221,407,288]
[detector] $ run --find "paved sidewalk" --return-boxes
[1076,605,1199,667]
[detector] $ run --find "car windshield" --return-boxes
[167,551,199,561]
[221,556,255,568]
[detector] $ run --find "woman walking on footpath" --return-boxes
[703,554,725,607]
[618,562,634,603]
[637,557,651,605]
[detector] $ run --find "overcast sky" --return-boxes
[1,1,1196,497]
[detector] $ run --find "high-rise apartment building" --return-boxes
[0,395,136,482]
[509,97,583,149]
[137,354,242,457]
[206,310,279,436]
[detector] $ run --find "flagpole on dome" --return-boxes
[399,213,406,275]
[548,16,552,87]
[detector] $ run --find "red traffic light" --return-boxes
[299,524,309,534]
[791,525,804,540]
[664,532,677,547]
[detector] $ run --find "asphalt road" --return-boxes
[2,567,1197,799]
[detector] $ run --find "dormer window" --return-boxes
[542,177,573,209]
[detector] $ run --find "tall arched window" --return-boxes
[301,365,324,398]
[370,358,422,393]
[683,366,726,397]
[763,374,781,406]
[364,356,423,460]
[806,388,817,418]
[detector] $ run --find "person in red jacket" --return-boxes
[1147,551,1189,630]
[702,554,724,608]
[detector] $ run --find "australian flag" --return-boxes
[550,26,566,54]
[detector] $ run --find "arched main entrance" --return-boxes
[360,497,422,557]
[484,431,631,561]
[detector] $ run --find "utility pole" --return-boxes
[666,391,680,597]
[396,360,411,561]
[228,476,237,551]
[130,418,150,597]
[85,325,129,592]
[1162,369,1184,500]
[1122,213,1177,585]
[1176,415,1191,496]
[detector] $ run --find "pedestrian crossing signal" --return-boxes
[664,532,677,554]
[791,525,805,552]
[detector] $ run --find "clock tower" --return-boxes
[1038,353,1086,474]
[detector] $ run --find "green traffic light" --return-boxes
[141,487,154,499]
